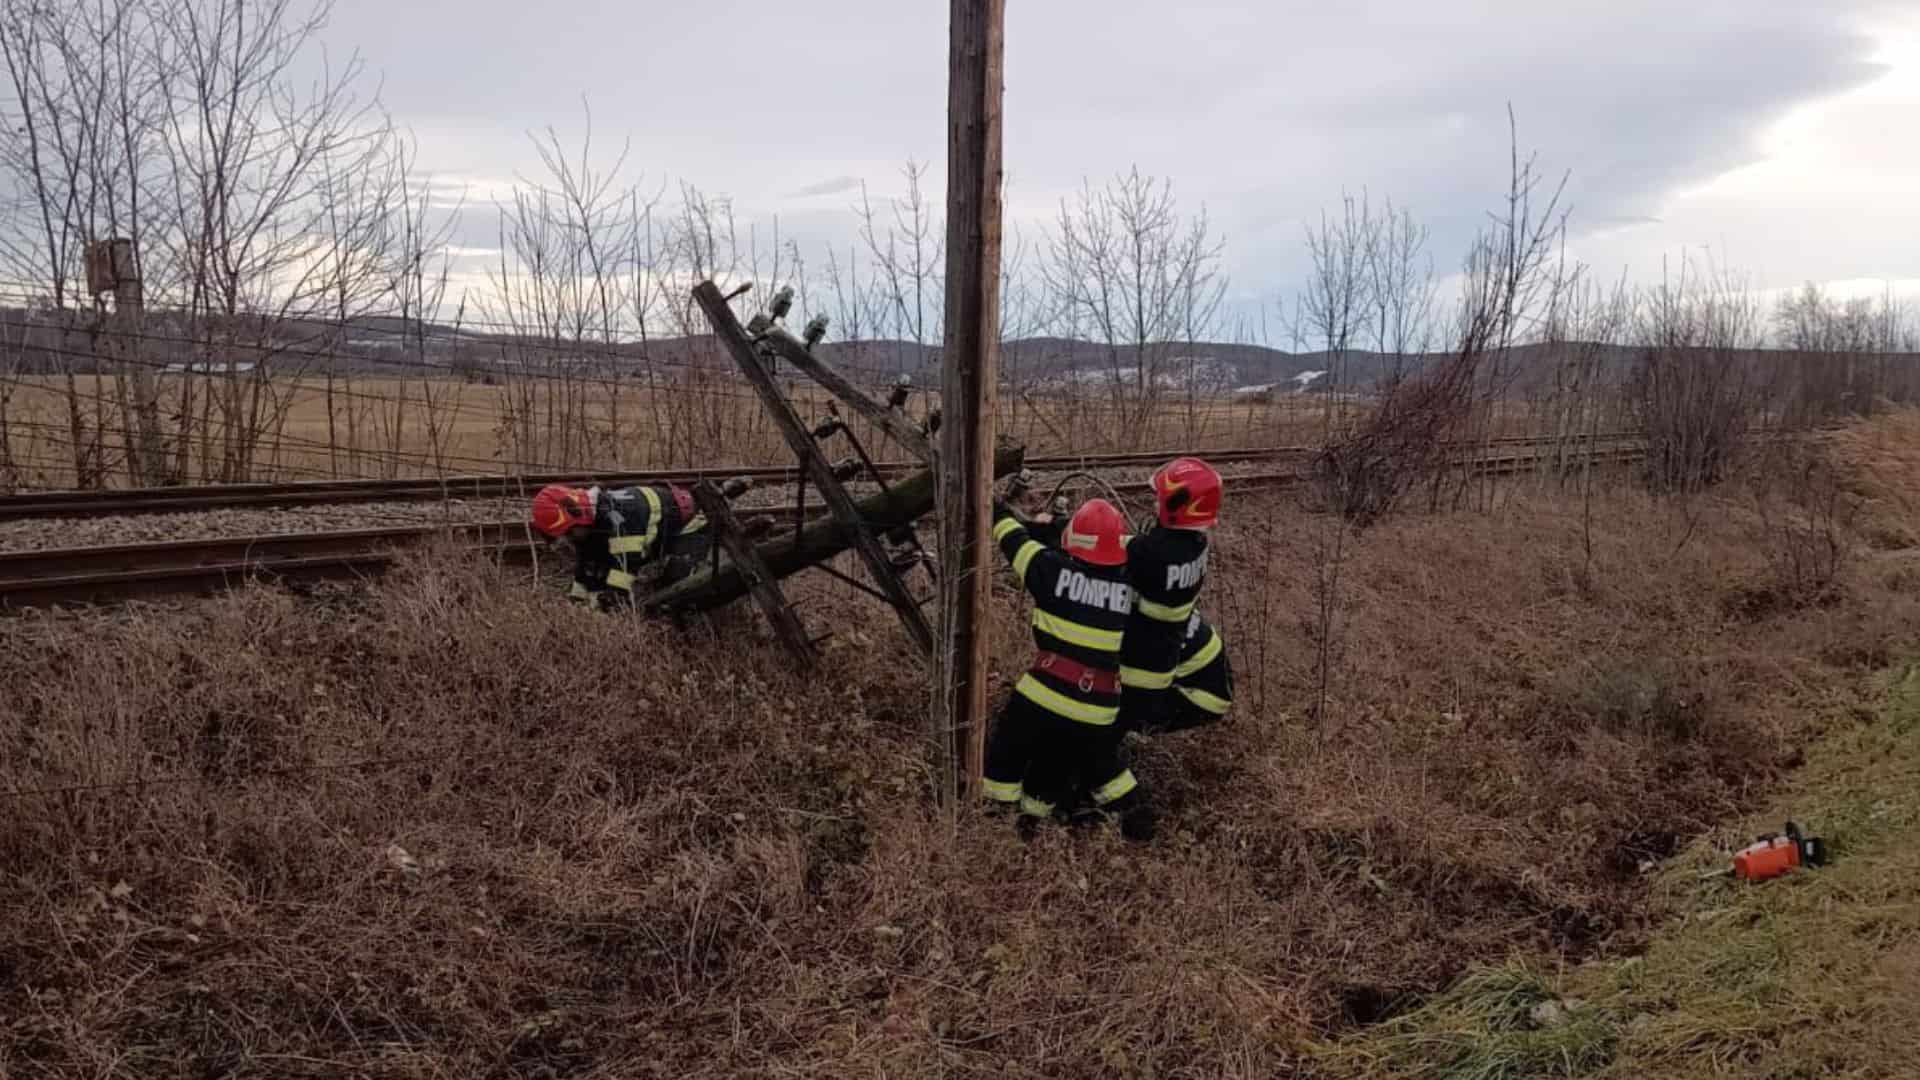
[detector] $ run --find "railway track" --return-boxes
[0,444,1646,610]
[0,431,1643,521]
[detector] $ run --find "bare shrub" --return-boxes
[1307,128,1567,526]
[1551,658,1714,743]
[1629,256,1764,493]
[1743,440,1861,607]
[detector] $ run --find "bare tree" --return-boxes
[1289,123,1565,726]
[1040,167,1226,444]
[1770,281,1920,422]
[1630,252,1764,493]
[858,160,942,377]
[0,0,163,483]
[0,0,402,485]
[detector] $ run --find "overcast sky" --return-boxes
[324,0,1920,328]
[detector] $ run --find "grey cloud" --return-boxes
[319,0,1911,322]
[789,176,865,199]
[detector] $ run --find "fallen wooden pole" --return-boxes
[645,443,1025,615]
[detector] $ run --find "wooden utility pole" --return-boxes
[87,238,160,485]
[934,0,1006,805]
[647,443,1025,615]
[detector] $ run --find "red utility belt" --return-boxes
[1031,651,1121,695]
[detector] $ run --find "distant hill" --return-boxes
[2,306,1906,398]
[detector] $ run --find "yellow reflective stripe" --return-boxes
[981,778,1022,804]
[1178,686,1232,715]
[1139,596,1195,622]
[1091,770,1137,806]
[1174,631,1223,679]
[992,516,1021,541]
[1120,665,1175,690]
[1032,610,1122,651]
[1014,674,1118,726]
[680,513,707,534]
[1010,539,1043,583]
[568,581,594,600]
[637,487,664,555]
[605,569,636,592]
[608,488,665,561]
[1019,795,1055,818]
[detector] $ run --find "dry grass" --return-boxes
[3,412,1919,1077]
[1313,667,1920,1080]
[0,374,1330,489]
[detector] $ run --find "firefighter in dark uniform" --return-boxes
[1118,457,1223,732]
[1142,611,1233,734]
[981,496,1156,841]
[529,482,711,608]
[1015,505,1232,733]
[1015,505,1235,807]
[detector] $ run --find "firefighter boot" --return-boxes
[1016,814,1045,843]
[1117,800,1158,843]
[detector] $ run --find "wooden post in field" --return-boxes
[933,0,1005,806]
[87,238,160,485]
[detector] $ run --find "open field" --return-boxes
[4,411,1917,1076]
[0,373,1360,491]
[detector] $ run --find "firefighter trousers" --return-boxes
[1122,642,1234,736]
[982,692,1141,819]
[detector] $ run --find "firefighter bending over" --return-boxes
[1119,457,1222,731]
[529,482,713,609]
[981,496,1157,842]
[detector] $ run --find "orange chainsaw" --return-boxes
[1732,821,1826,882]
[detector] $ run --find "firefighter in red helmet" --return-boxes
[1118,457,1223,733]
[529,481,715,608]
[1001,487,1234,823]
[981,494,1156,841]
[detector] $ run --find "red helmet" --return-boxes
[1152,457,1222,529]
[1061,498,1128,566]
[530,484,594,539]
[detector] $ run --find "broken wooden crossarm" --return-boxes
[757,327,937,464]
[643,442,1025,616]
[690,481,816,667]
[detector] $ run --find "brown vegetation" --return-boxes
[0,373,1332,491]
[5,411,1918,1077]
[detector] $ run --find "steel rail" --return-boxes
[0,445,1647,610]
[0,432,1647,521]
